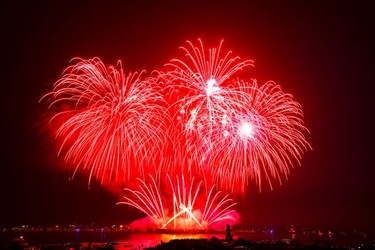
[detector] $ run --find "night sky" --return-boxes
[2,0,374,234]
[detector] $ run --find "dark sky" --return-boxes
[2,0,374,234]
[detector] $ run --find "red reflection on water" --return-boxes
[116,233,226,249]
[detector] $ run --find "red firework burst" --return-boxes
[198,80,311,191]
[159,39,254,175]
[117,174,237,230]
[41,57,170,185]
[160,39,311,192]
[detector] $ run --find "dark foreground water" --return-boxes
[1,229,373,249]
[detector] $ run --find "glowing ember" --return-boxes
[205,79,220,96]
[239,121,255,139]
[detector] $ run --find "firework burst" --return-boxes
[41,57,170,185]
[117,174,237,230]
[198,80,311,191]
[159,39,254,174]
[159,39,311,191]
[161,39,253,132]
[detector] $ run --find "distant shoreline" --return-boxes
[1,227,373,249]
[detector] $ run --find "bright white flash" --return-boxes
[205,79,220,96]
[239,121,255,139]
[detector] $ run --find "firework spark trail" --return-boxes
[118,175,237,230]
[201,185,237,228]
[41,57,170,185]
[165,175,204,229]
[119,175,167,228]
